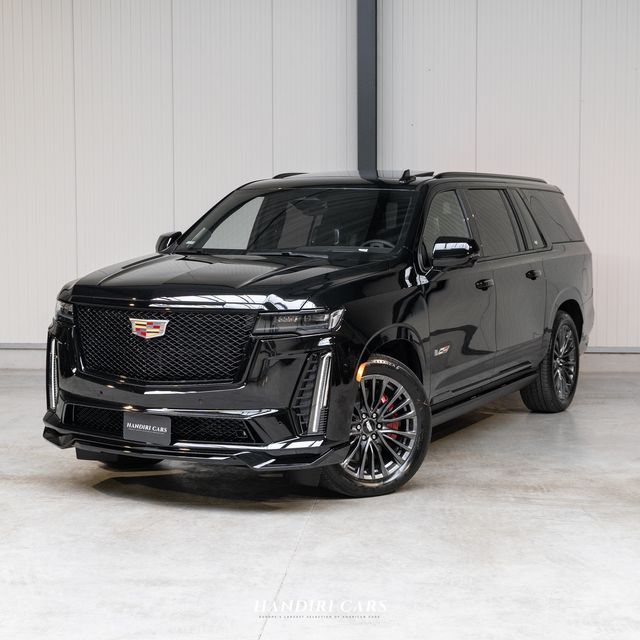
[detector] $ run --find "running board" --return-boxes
[430,373,537,428]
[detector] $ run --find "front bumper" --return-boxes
[43,415,349,470]
[44,313,359,471]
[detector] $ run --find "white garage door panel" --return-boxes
[272,0,357,173]
[378,0,476,171]
[1,1,639,349]
[379,0,640,348]
[476,0,581,210]
[172,0,273,231]
[73,0,174,275]
[580,0,640,348]
[0,0,76,344]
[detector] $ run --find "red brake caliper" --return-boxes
[381,394,399,439]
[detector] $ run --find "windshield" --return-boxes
[176,187,417,256]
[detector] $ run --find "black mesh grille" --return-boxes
[70,406,257,444]
[171,416,254,443]
[292,353,319,433]
[75,305,256,383]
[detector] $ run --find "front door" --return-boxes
[420,189,497,405]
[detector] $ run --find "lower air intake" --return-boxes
[70,406,257,444]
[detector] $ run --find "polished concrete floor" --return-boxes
[1,369,639,640]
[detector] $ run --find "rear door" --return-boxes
[462,187,547,377]
[420,188,497,405]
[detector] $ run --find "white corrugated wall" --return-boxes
[1,0,638,349]
[379,0,640,350]
[0,0,77,347]
[0,0,357,346]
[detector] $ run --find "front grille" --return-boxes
[75,305,256,383]
[70,406,257,444]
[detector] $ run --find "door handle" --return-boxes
[526,269,542,280]
[475,278,494,291]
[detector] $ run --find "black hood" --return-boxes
[65,252,397,311]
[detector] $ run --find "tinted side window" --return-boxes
[423,191,469,257]
[512,191,546,250]
[521,189,584,243]
[465,189,520,257]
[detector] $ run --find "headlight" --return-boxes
[55,300,74,320]
[253,309,344,335]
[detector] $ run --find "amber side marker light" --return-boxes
[355,362,367,382]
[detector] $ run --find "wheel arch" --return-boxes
[548,288,584,341]
[357,324,427,385]
[557,299,584,340]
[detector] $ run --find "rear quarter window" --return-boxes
[521,189,584,243]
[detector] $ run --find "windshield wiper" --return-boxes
[252,250,329,259]
[176,248,329,259]
[174,248,214,255]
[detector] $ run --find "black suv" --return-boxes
[44,170,593,497]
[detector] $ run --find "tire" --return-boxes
[320,355,430,498]
[100,455,163,470]
[520,311,580,413]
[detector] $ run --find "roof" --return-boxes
[241,170,428,190]
[240,170,549,190]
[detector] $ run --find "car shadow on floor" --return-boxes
[90,393,529,507]
[91,464,339,509]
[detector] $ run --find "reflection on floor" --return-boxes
[1,370,639,640]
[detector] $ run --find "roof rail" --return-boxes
[433,171,546,184]
[272,172,306,179]
[399,169,416,183]
[398,170,434,182]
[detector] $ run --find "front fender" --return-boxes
[358,323,428,386]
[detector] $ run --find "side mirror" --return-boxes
[156,231,182,253]
[432,236,479,269]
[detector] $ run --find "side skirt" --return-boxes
[430,373,537,428]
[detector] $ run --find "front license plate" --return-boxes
[123,412,171,446]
